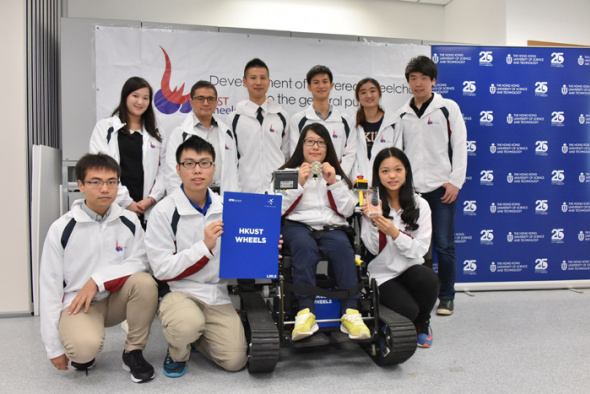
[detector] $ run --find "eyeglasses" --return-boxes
[179,160,214,169]
[82,179,119,188]
[191,96,217,103]
[303,139,327,148]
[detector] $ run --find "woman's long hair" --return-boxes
[279,123,352,188]
[355,77,384,128]
[112,76,162,142]
[371,147,419,230]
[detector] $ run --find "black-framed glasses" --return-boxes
[179,160,214,169]
[82,179,119,188]
[191,96,217,103]
[303,139,327,148]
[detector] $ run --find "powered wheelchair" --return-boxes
[236,184,418,373]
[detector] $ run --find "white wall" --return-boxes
[444,0,507,45]
[66,0,590,46]
[65,0,445,41]
[0,0,32,314]
[506,0,590,46]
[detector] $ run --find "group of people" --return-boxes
[39,55,467,383]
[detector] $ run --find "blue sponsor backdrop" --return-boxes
[432,46,590,285]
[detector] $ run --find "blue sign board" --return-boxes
[219,192,282,279]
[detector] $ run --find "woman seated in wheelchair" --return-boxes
[360,147,439,348]
[278,122,370,342]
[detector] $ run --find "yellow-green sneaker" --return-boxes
[340,309,371,340]
[291,308,319,341]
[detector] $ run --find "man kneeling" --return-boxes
[40,153,158,383]
[145,136,247,377]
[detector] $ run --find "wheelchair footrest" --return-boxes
[289,332,331,348]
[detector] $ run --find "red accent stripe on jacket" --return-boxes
[282,195,303,217]
[163,256,210,282]
[104,275,131,293]
[378,230,387,253]
[327,190,344,218]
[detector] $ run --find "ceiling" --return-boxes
[396,0,454,5]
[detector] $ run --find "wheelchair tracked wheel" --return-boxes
[363,304,417,365]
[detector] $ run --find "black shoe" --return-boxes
[122,350,155,383]
[71,358,95,375]
[436,299,454,315]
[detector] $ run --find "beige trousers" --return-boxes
[158,291,247,372]
[58,272,158,364]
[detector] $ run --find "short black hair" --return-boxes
[75,153,121,181]
[190,80,218,99]
[404,56,437,82]
[306,65,333,85]
[176,135,216,164]
[244,58,269,78]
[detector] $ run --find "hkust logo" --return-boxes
[562,143,569,154]
[561,202,568,212]
[490,262,497,272]
[506,172,514,183]
[535,200,549,214]
[480,170,494,185]
[551,52,564,67]
[489,83,496,94]
[507,232,514,242]
[480,229,494,245]
[506,113,514,124]
[535,82,548,96]
[535,141,548,155]
[506,54,513,64]
[463,200,477,215]
[580,114,587,124]
[490,143,497,154]
[535,258,548,273]
[551,111,565,126]
[561,84,569,95]
[479,51,493,66]
[551,170,565,185]
[579,231,586,242]
[480,111,494,126]
[551,228,565,244]
[580,172,587,183]
[463,81,476,96]
[463,260,477,274]
[432,53,439,64]
[578,55,585,66]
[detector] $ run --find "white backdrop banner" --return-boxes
[95,26,429,135]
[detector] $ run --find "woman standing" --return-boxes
[361,147,439,348]
[90,77,166,224]
[278,123,370,342]
[353,78,402,182]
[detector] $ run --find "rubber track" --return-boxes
[370,305,417,365]
[240,292,280,373]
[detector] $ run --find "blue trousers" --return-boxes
[282,221,359,313]
[421,187,457,301]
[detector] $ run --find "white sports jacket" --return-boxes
[89,115,166,215]
[163,113,239,196]
[40,200,149,359]
[397,93,467,193]
[145,187,231,306]
[227,99,290,194]
[289,105,357,178]
[279,171,358,230]
[361,196,432,286]
[353,111,402,184]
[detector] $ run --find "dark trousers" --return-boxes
[421,186,457,301]
[282,221,359,313]
[378,264,439,325]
